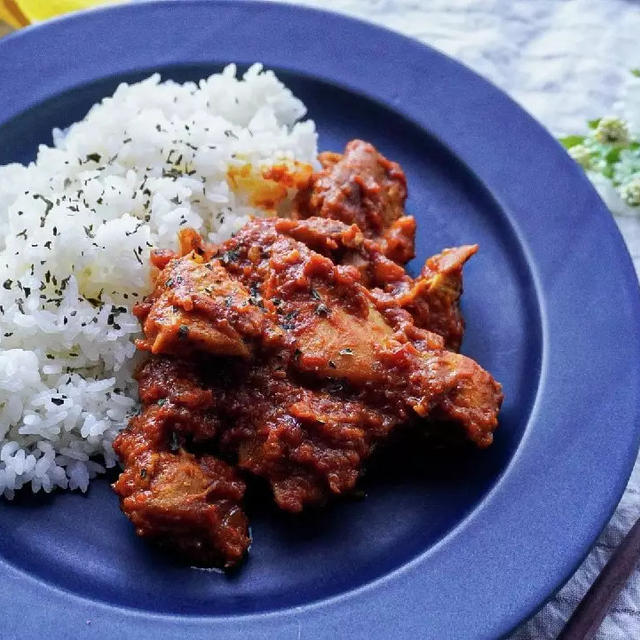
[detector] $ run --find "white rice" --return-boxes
[0,64,317,498]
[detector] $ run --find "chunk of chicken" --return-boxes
[294,139,416,264]
[278,217,476,351]
[370,244,478,352]
[214,359,401,512]
[112,358,250,567]
[134,253,268,358]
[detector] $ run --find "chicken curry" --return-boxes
[111,140,503,568]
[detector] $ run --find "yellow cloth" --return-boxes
[0,0,123,27]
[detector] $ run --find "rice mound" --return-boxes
[0,64,318,498]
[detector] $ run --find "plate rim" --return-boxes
[0,1,639,638]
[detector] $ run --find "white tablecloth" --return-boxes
[272,1,640,637]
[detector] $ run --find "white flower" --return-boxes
[620,175,640,207]
[568,144,591,168]
[594,116,629,145]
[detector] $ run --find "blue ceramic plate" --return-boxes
[1,2,639,638]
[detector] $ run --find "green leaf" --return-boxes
[588,118,601,129]
[559,135,585,149]
[631,69,640,78]
[602,165,614,180]
[605,147,622,165]
[630,142,640,151]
